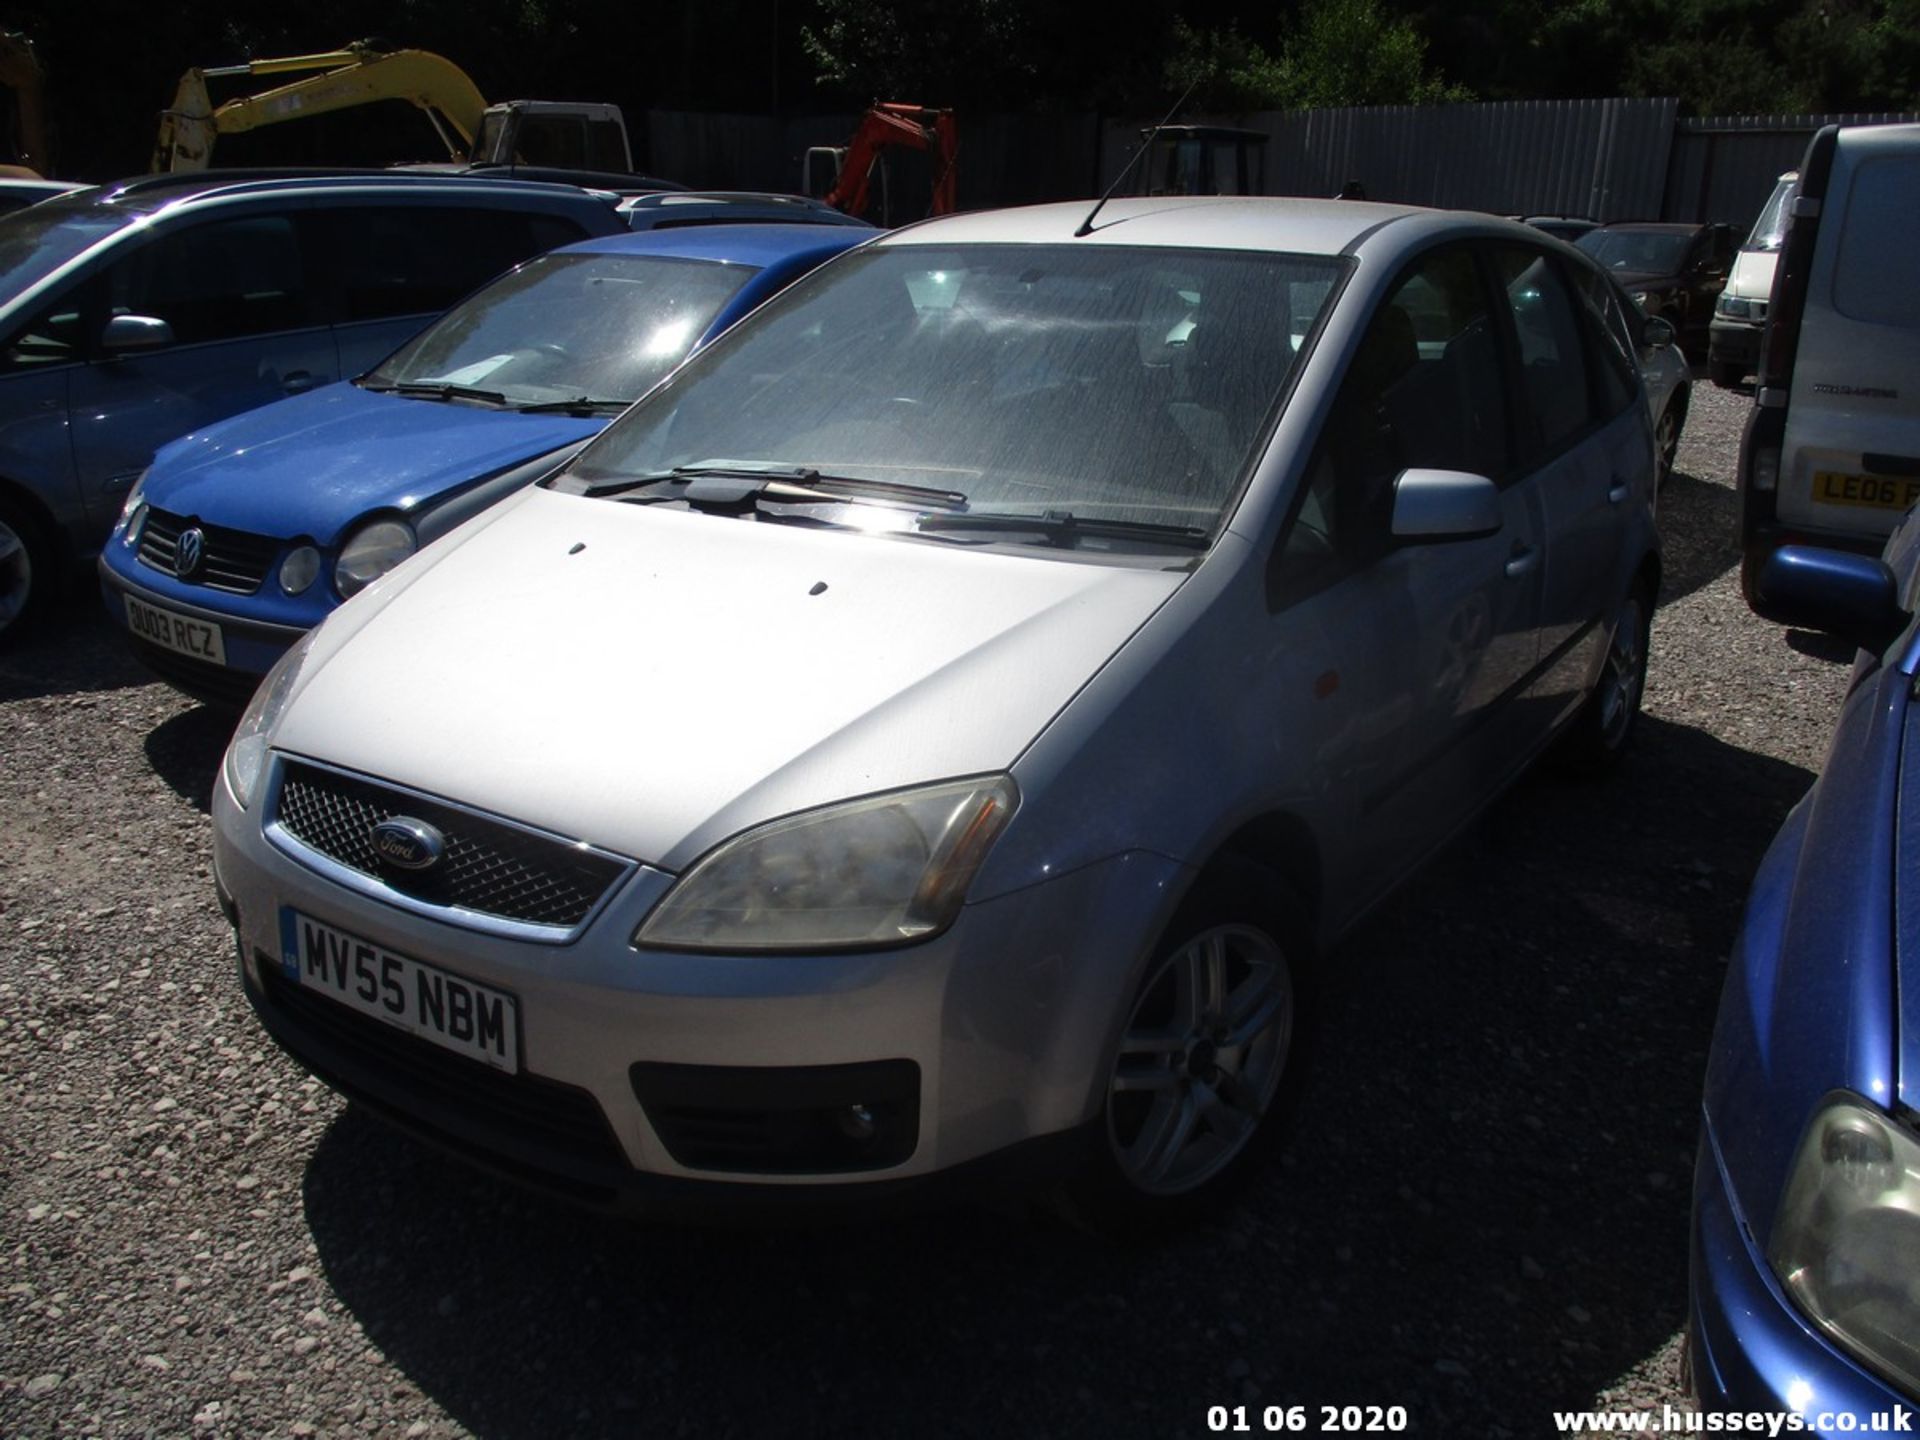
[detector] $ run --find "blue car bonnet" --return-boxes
[143,382,602,545]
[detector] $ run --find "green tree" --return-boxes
[1169,0,1467,111]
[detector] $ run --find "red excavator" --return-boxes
[804,103,956,226]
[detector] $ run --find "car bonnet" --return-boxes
[146,384,604,544]
[268,486,1190,873]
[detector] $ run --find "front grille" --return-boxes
[260,960,628,1175]
[138,509,280,595]
[274,761,629,930]
[127,636,265,708]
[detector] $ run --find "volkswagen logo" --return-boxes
[174,526,206,581]
[371,817,446,873]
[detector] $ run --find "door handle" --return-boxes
[1608,479,1631,504]
[281,370,315,395]
[1504,545,1536,580]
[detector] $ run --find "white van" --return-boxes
[1739,124,1920,608]
[1708,170,1795,388]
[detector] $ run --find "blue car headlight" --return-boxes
[1769,1092,1920,1395]
[112,469,150,549]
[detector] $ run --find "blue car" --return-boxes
[99,222,872,703]
[1691,525,1920,1419]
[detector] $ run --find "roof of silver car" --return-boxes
[878,196,1434,255]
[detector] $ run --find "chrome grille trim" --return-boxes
[138,509,280,595]
[263,756,636,943]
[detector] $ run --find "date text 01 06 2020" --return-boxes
[1208,1405,1410,1433]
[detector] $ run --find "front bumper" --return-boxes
[1709,317,1763,376]
[213,756,1186,1214]
[99,557,309,705]
[1689,1116,1913,1417]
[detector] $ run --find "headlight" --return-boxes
[636,776,1019,951]
[113,469,150,549]
[1717,294,1766,321]
[334,519,415,598]
[1631,291,1653,311]
[1768,1092,1920,1395]
[223,630,317,810]
[279,545,321,596]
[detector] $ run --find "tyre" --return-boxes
[1556,580,1653,772]
[1056,868,1311,1237]
[0,494,51,646]
[1655,396,1684,487]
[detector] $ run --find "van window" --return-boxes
[1745,176,1796,253]
[1832,155,1920,329]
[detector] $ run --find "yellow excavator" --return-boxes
[153,40,632,175]
[0,31,50,177]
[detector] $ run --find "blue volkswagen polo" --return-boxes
[99,222,871,703]
[1691,519,1920,1421]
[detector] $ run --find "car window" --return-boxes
[369,251,757,404]
[1569,265,1639,420]
[0,193,121,299]
[565,243,1345,539]
[1574,229,1692,276]
[1277,244,1507,592]
[1495,247,1595,463]
[323,206,589,324]
[101,214,313,347]
[1832,154,1920,329]
[0,286,86,372]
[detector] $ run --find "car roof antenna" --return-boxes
[1075,79,1198,238]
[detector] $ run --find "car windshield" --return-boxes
[368,251,756,405]
[1745,177,1796,252]
[0,191,121,299]
[1575,228,1694,276]
[558,243,1345,539]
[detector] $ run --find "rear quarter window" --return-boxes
[1832,153,1920,329]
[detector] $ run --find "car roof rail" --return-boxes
[101,167,392,200]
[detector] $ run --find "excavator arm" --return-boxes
[154,44,487,173]
[822,103,957,221]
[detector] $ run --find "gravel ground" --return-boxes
[0,379,1853,1439]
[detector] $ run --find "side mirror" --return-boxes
[1641,315,1676,350]
[1754,545,1909,652]
[1391,469,1502,543]
[101,314,174,354]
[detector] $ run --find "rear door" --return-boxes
[66,205,335,533]
[1776,136,1920,542]
[1493,243,1647,726]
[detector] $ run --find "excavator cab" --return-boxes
[469,102,630,172]
[1135,124,1268,197]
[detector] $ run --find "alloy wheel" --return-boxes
[1107,923,1294,1196]
[0,517,31,632]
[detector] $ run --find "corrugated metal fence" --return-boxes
[644,101,1917,229]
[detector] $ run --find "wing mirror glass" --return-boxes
[101,314,175,353]
[1755,545,1909,653]
[1390,469,1502,543]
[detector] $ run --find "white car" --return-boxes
[211,197,1662,1228]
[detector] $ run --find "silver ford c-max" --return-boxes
[211,198,1661,1227]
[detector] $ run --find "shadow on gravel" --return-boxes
[0,595,151,702]
[299,713,1815,1440]
[144,705,234,813]
[1654,470,1741,608]
[1785,629,1858,665]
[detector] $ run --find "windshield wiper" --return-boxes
[514,396,631,416]
[366,380,510,407]
[913,509,1211,550]
[574,463,968,510]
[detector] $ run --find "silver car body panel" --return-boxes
[214,197,1662,1191]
